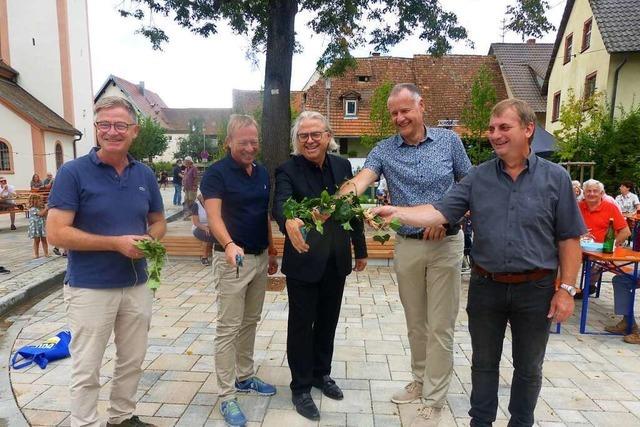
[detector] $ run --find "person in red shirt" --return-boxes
[579,179,629,243]
[578,179,631,297]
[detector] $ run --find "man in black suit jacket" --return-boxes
[272,111,368,421]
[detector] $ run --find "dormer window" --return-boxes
[339,90,361,119]
[345,99,358,117]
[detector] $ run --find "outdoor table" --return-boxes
[578,246,640,334]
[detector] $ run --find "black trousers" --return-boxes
[286,258,346,394]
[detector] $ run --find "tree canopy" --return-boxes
[129,115,169,162]
[460,65,497,165]
[505,0,555,42]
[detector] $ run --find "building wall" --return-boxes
[607,53,640,115]
[67,0,95,155]
[0,102,33,188]
[44,131,74,175]
[6,0,64,115]
[545,0,611,133]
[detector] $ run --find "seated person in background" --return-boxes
[191,193,216,266]
[615,180,640,217]
[0,176,17,230]
[572,180,583,201]
[30,173,44,190]
[43,172,55,190]
[579,179,630,295]
[604,274,640,344]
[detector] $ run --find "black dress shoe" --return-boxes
[312,375,344,400]
[292,392,320,420]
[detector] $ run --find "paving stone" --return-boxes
[321,389,371,414]
[346,362,389,380]
[21,408,67,425]
[147,354,200,371]
[144,380,202,404]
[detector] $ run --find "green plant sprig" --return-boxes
[134,239,167,293]
[282,190,402,244]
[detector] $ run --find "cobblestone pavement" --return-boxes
[4,258,640,426]
[0,188,182,305]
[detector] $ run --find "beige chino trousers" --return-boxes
[213,251,268,400]
[394,231,463,407]
[64,283,153,427]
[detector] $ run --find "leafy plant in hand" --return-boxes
[283,190,401,243]
[134,239,167,294]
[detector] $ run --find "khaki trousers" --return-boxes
[213,251,268,400]
[394,231,463,407]
[64,283,153,427]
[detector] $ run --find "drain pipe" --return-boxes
[610,55,628,121]
[72,132,82,159]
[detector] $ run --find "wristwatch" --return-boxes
[559,283,577,296]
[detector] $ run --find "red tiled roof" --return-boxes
[303,55,508,137]
[94,75,170,126]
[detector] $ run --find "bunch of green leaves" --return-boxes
[283,190,402,244]
[135,239,167,293]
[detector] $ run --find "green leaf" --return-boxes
[341,221,353,231]
[314,220,324,234]
[389,218,402,231]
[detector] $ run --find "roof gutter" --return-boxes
[610,54,628,121]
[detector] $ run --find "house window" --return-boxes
[552,91,561,122]
[584,72,597,99]
[582,18,592,52]
[357,76,370,82]
[0,140,11,171]
[345,99,357,118]
[564,33,573,64]
[55,143,64,170]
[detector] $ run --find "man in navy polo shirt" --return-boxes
[47,96,166,427]
[201,114,278,427]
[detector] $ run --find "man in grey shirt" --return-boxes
[373,99,585,427]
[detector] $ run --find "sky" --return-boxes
[88,0,567,108]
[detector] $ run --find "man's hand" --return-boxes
[547,290,575,323]
[224,242,245,266]
[113,235,149,259]
[268,255,278,275]
[285,218,310,253]
[311,208,331,224]
[423,225,446,241]
[354,258,367,271]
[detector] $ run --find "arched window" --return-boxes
[55,143,64,170]
[0,140,12,172]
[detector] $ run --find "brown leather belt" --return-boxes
[472,264,553,284]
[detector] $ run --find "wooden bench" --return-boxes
[0,190,50,217]
[161,235,395,259]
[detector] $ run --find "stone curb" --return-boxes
[0,271,65,318]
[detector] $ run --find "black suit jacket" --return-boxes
[272,154,368,283]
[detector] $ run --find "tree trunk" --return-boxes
[262,0,297,188]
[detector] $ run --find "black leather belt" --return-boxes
[398,225,460,239]
[213,244,264,255]
[472,264,553,284]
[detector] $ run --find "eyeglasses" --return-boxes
[234,140,259,148]
[95,121,136,132]
[296,131,327,142]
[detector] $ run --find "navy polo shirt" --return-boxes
[200,154,270,251]
[48,148,164,288]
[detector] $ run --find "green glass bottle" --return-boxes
[602,218,615,253]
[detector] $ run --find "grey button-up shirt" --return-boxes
[434,152,586,272]
[364,127,472,235]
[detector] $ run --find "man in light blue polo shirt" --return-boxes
[337,83,471,426]
[47,96,166,427]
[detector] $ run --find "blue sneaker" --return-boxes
[220,399,246,427]
[235,376,277,396]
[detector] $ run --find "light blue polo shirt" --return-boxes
[48,148,164,288]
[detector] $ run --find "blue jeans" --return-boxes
[173,183,182,205]
[611,275,638,319]
[466,271,555,427]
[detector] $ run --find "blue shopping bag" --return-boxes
[11,330,71,369]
